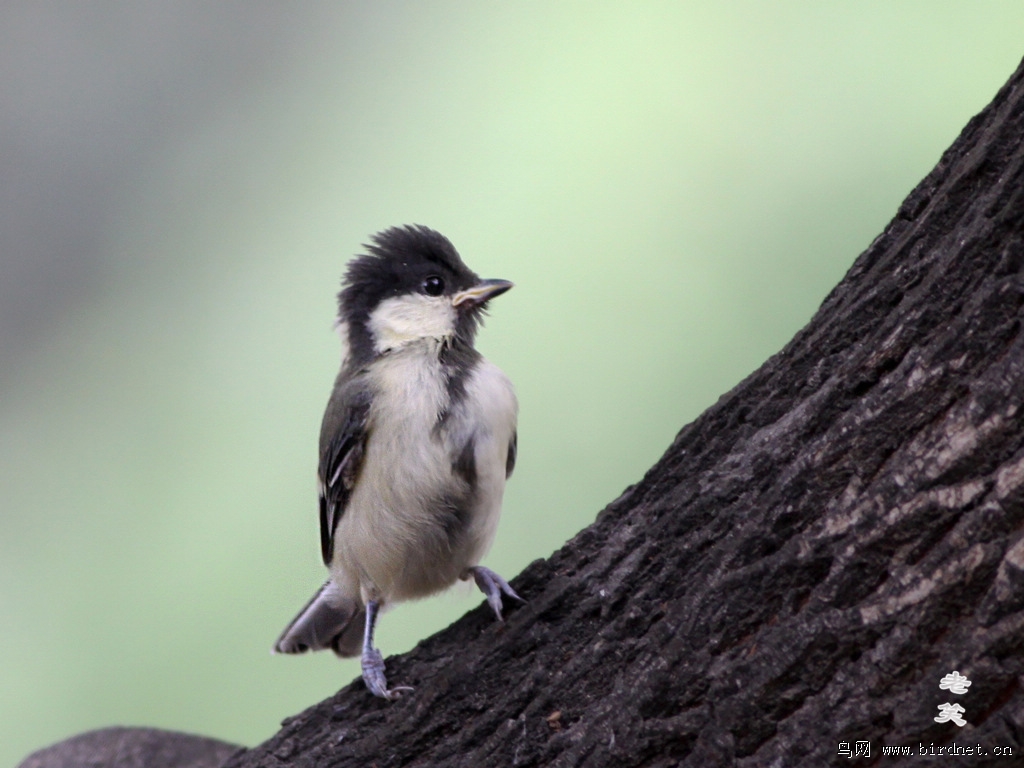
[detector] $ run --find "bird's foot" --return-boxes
[466,565,524,622]
[360,646,413,700]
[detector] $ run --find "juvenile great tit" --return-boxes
[273,225,521,699]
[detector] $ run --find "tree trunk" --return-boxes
[222,58,1024,768]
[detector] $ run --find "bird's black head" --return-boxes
[337,225,512,363]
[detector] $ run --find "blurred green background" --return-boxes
[2,2,1022,764]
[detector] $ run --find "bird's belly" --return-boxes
[330,444,500,604]
[328,347,514,606]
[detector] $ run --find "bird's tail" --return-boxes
[273,579,364,658]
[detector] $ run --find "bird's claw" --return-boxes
[361,646,413,700]
[468,565,524,622]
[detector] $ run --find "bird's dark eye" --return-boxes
[422,275,445,296]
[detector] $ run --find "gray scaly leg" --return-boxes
[360,600,412,700]
[466,565,524,622]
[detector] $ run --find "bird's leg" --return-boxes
[465,565,524,622]
[360,600,412,700]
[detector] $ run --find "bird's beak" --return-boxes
[452,279,514,308]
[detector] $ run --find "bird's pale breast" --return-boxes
[329,342,516,606]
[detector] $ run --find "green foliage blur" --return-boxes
[3,3,1022,764]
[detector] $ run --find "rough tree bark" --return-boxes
[223,57,1024,767]
[24,57,1024,768]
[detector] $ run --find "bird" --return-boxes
[273,225,521,699]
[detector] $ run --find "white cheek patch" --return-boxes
[368,294,456,352]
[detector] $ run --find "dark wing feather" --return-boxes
[317,380,371,565]
[506,430,517,479]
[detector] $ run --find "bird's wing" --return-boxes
[505,429,518,479]
[317,377,371,565]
